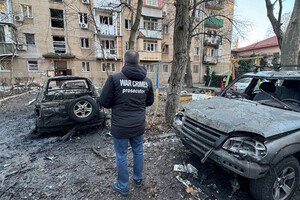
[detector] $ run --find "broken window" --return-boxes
[144,17,158,30]
[21,4,33,18]
[193,65,199,73]
[50,9,64,28]
[82,62,90,72]
[194,47,199,55]
[101,40,115,54]
[162,44,169,53]
[143,40,158,52]
[163,64,168,73]
[79,13,88,24]
[28,60,38,71]
[125,19,131,29]
[102,63,116,72]
[100,15,113,25]
[125,41,129,50]
[53,36,65,53]
[0,61,11,72]
[80,38,89,48]
[25,33,35,45]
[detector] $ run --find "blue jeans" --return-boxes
[113,134,144,191]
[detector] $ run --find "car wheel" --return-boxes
[68,96,98,123]
[250,156,300,200]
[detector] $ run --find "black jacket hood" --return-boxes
[122,64,147,81]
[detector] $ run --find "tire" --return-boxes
[250,156,300,200]
[68,96,98,123]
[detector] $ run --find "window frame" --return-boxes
[82,61,90,72]
[50,9,64,29]
[21,4,33,18]
[143,39,158,52]
[102,63,116,72]
[194,47,199,56]
[79,12,88,25]
[53,36,66,53]
[163,64,168,73]
[27,60,39,72]
[99,15,113,25]
[80,38,90,49]
[162,44,169,54]
[125,19,132,29]
[24,33,35,45]
[101,39,116,54]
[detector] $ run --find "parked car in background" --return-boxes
[33,76,107,135]
[174,70,300,200]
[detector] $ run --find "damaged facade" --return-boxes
[0,0,234,86]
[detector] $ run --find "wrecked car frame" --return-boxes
[174,70,300,200]
[33,76,106,135]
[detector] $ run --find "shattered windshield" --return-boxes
[47,79,91,95]
[224,77,300,112]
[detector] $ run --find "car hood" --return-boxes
[182,96,300,138]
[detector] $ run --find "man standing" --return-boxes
[99,50,154,196]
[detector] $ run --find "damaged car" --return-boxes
[33,76,107,135]
[174,70,300,200]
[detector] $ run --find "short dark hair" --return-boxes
[125,50,139,64]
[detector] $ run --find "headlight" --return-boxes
[174,112,185,126]
[222,137,267,161]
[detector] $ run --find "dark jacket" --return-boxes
[99,64,154,139]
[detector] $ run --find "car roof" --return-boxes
[48,76,90,81]
[242,71,300,80]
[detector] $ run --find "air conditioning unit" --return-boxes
[80,23,89,29]
[82,0,90,4]
[14,15,24,22]
[17,44,27,51]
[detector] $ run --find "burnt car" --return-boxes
[173,70,300,200]
[33,76,106,135]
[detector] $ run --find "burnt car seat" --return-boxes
[253,82,276,101]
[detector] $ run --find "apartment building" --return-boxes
[0,0,234,86]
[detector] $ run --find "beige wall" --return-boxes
[1,0,234,86]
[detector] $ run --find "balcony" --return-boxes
[204,18,224,28]
[139,51,161,61]
[96,48,118,60]
[97,24,118,36]
[203,55,218,64]
[204,37,221,47]
[205,0,225,10]
[139,29,162,39]
[0,43,14,55]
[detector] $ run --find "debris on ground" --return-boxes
[159,133,176,138]
[173,163,198,177]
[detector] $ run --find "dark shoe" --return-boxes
[112,182,128,196]
[133,179,142,188]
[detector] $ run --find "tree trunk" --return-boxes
[281,0,300,66]
[184,0,197,88]
[185,38,193,88]
[129,0,143,50]
[265,0,283,49]
[165,0,189,125]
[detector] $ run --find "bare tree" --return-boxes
[165,0,189,125]
[128,0,142,49]
[184,0,238,88]
[265,12,291,37]
[265,0,300,65]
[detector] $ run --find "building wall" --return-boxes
[1,0,234,87]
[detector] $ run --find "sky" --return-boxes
[233,0,295,48]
